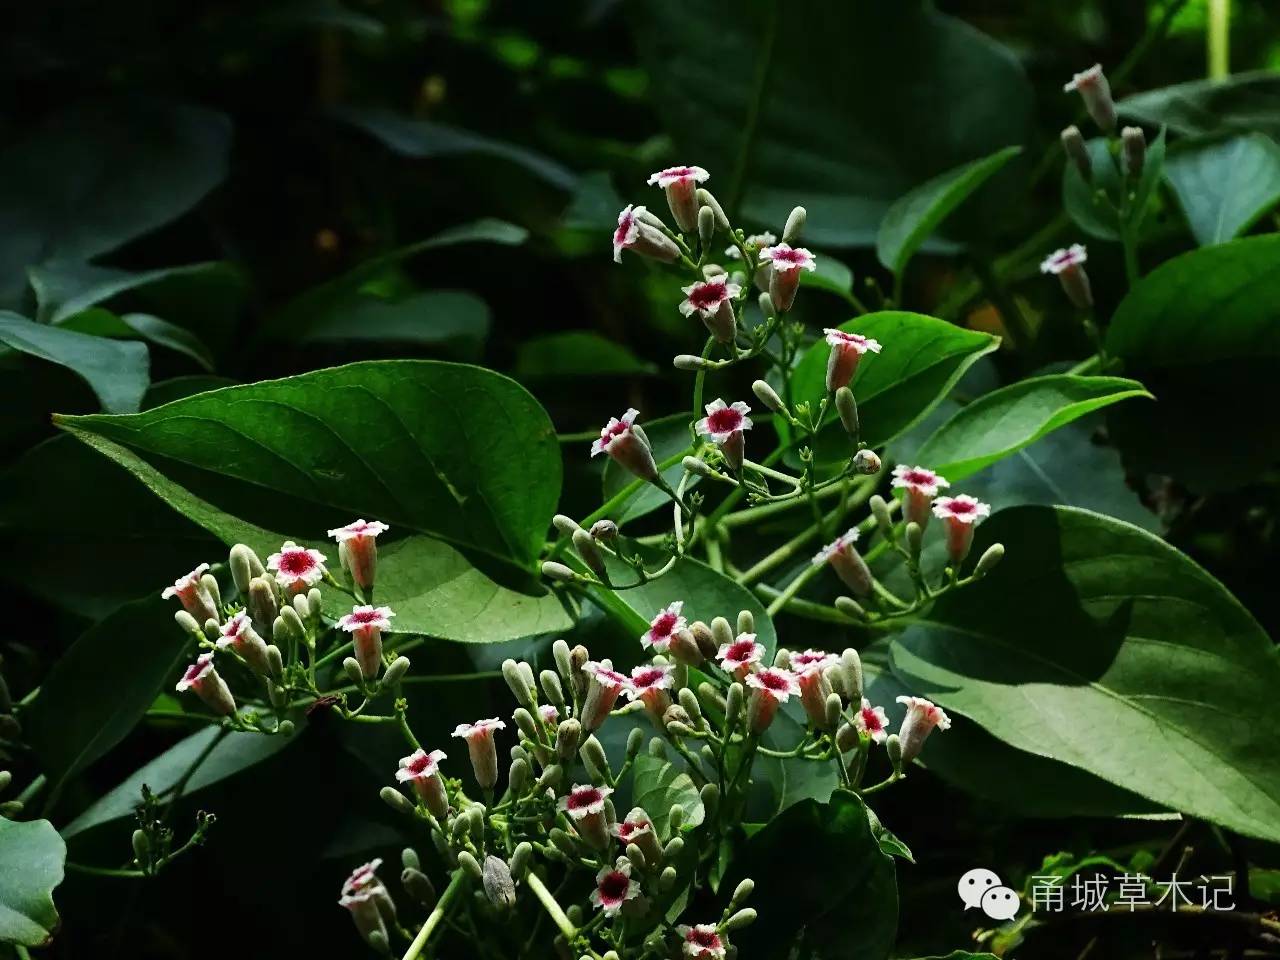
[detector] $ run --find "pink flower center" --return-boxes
[347,609,384,625]
[632,668,667,691]
[651,611,679,637]
[1049,251,1080,270]
[759,671,791,692]
[617,820,648,840]
[901,469,935,486]
[947,500,977,516]
[600,420,629,444]
[689,928,721,947]
[771,248,808,267]
[614,216,635,247]
[407,754,432,775]
[665,167,698,180]
[861,706,884,731]
[687,281,728,311]
[706,407,743,434]
[792,653,828,671]
[279,551,315,575]
[598,871,631,901]
[565,788,603,812]
[724,640,756,663]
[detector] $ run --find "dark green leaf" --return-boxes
[800,253,857,304]
[58,360,560,568]
[1106,234,1280,490]
[297,290,491,358]
[914,375,1151,482]
[0,818,65,947]
[515,331,656,380]
[1164,133,1280,246]
[877,146,1023,276]
[891,505,1280,844]
[1118,71,1280,140]
[0,310,149,413]
[866,804,914,862]
[28,260,233,329]
[630,753,705,835]
[58,308,215,372]
[631,0,1031,246]
[1062,129,1166,242]
[24,597,193,808]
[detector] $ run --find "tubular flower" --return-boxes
[452,718,506,791]
[1064,64,1116,132]
[855,698,890,744]
[641,601,687,652]
[337,605,395,680]
[162,563,218,624]
[678,923,727,959]
[745,666,801,733]
[559,783,614,848]
[648,165,710,233]
[716,634,764,681]
[591,408,660,483]
[327,519,389,593]
[216,610,271,676]
[626,663,675,723]
[896,695,951,763]
[613,204,680,264]
[695,399,753,470]
[931,495,991,565]
[759,243,816,312]
[176,652,236,716]
[339,860,396,951]
[680,276,741,344]
[590,860,641,915]
[396,748,449,818]
[613,811,662,864]
[891,465,950,530]
[813,528,872,598]
[1040,243,1093,309]
[823,328,883,392]
[581,661,630,731]
[266,542,327,595]
[789,649,839,729]
[538,704,560,726]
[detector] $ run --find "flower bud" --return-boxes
[690,621,718,660]
[570,645,590,693]
[626,842,648,870]
[247,576,278,634]
[483,856,517,910]
[402,867,436,909]
[229,544,265,594]
[382,656,410,688]
[538,670,565,716]
[132,828,150,866]
[510,841,533,879]
[534,763,563,793]
[730,878,755,909]
[277,719,295,736]
[725,907,758,932]
[697,681,726,715]
[542,561,579,584]
[290,593,310,625]
[548,717,580,762]
[380,785,415,816]
[668,805,685,833]
[905,521,923,560]
[841,649,864,704]
[736,609,754,635]
[783,206,807,244]
[666,720,697,738]
[825,692,842,730]
[580,734,610,782]
[202,618,220,641]
[552,639,573,685]
[677,687,702,723]
[572,529,607,580]
[682,456,715,478]
[698,205,717,248]
[834,387,860,439]
[700,781,720,818]
[174,610,202,638]
[1122,125,1146,176]
[278,605,307,646]
[751,379,786,415]
[457,850,483,880]
[1060,125,1091,180]
[697,188,730,229]
[513,707,540,744]
[196,575,222,624]
[886,733,904,773]
[648,737,667,760]
[550,827,578,857]
[265,644,284,679]
[710,616,734,650]
[552,514,581,536]
[973,542,1005,578]
[344,657,365,688]
[673,354,711,371]
[834,596,865,620]
[666,628,703,667]
[725,682,744,729]
[503,659,536,709]
[660,865,678,891]
[0,771,10,794]
[626,727,644,760]
[1064,63,1117,133]
[869,495,895,540]
[758,291,775,320]
[836,721,858,753]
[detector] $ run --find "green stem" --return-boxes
[401,869,468,960]
[765,562,822,617]
[739,477,874,585]
[1208,0,1230,79]
[65,862,146,879]
[525,871,578,943]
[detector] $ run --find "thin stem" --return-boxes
[765,562,821,617]
[1208,0,1230,79]
[65,862,146,879]
[402,869,468,960]
[525,871,578,943]
[738,477,874,585]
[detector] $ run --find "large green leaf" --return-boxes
[59,308,215,372]
[297,290,491,359]
[23,596,192,809]
[59,430,573,643]
[0,310,149,413]
[876,146,1022,276]
[1164,133,1280,246]
[724,791,896,960]
[57,360,560,568]
[62,725,295,839]
[914,375,1151,482]
[28,260,232,328]
[785,312,999,456]
[515,331,656,381]
[1118,71,1280,140]
[630,753,705,836]
[0,818,65,947]
[891,505,1280,844]
[0,100,230,307]
[1105,234,1280,490]
[630,0,1031,246]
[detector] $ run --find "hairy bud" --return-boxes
[751,379,786,414]
[869,495,895,540]
[834,596,865,620]
[973,542,1005,578]
[552,514,581,536]
[782,206,807,244]
[510,841,533,879]
[482,856,517,910]
[835,387,860,439]
[402,867,436,909]
[541,561,579,584]
[1122,125,1147,176]
[380,786,414,816]
[382,656,410,687]
[457,850,483,880]
[572,529,607,580]
[673,354,711,371]
[697,188,730,230]
[229,544,265,594]
[1060,125,1091,180]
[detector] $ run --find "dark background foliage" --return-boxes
[2,1,1279,957]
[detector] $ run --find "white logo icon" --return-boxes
[958,868,1020,920]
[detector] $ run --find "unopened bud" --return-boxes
[783,206,807,244]
[265,644,284,679]
[1122,126,1146,176]
[202,618,220,641]
[581,734,609,781]
[668,628,704,667]
[247,576,278,631]
[682,456,715,478]
[1060,125,1092,180]
[774,647,791,670]
[626,842,648,870]
[510,841,533,879]
[380,785,415,816]
[552,514,581,536]
[736,609,754,635]
[509,757,531,795]
[666,830,685,855]
[674,354,711,371]
[834,596,865,620]
[697,681,726,715]
[836,721,858,753]
[513,707,539,743]
[306,588,322,623]
[698,205,716,247]
[725,907,758,932]
[589,520,618,542]
[973,542,1005,578]
[572,529,607,580]
[731,877,755,908]
[835,387,860,439]
[556,718,582,762]
[541,561,579,584]
[383,656,410,687]
[725,682,744,729]
[277,605,306,646]
[482,856,517,909]
[344,657,364,687]
[758,291,775,320]
[199,575,222,621]
[647,737,667,760]
[534,763,563,793]
[503,659,536,709]
[277,719,295,736]
[402,867,436,909]
[677,687,702,722]
[228,544,264,593]
[552,639,573,683]
[869,495,895,540]
[841,649,864,704]
[690,621,718,659]
[751,379,786,414]
[174,610,202,637]
[710,616,734,649]
[132,828,150,866]
[700,781,720,817]
[905,521,923,560]
[852,449,880,476]
[540,670,566,715]
[825,692,842,729]
[886,733,904,774]
[666,720,696,737]
[0,771,9,794]
[626,727,644,760]
[660,865,678,891]
[550,828,578,857]
[457,850,483,880]
[697,188,730,229]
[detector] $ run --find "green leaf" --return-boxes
[914,375,1151,482]
[0,310,149,413]
[890,505,1280,844]
[23,596,193,809]
[866,804,914,862]
[600,412,698,525]
[332,107,577,190]
[631,0,1031,246]
[515,331,657,380]
[58,308,215,372]
[1062,130,1166,242]
[0,818,65,947]
[1105,234,1280,490]
[785,311,999,456]
[0,100,230,307]
[876,146,1023,276]
[724,791,896,960]
[297,290,491,359]
[28,260,233,329]
[800,253,856,303]
[58,430,572,643]
[1118,71,1280,140]
[57,360,560,568]
[1164,133,1280,246]
[62,725,296,838]
[630,753,705,836]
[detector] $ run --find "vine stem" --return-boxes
[401,869,467,960]
[525,871,579,943]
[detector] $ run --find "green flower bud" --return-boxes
[457,850,483,880]
[886,733,904,774]
[401,847,421,871]
[580,734,609,781]
[690,621,718,659]
[202,618,220,641]
[697,681,726,715]
[262,643,282,679]
[291,592,311,622]
[540,670,566,714]
[825,692,843,730]
[1122,125,1147,176]
[710,616,734,649]
[1061,125,1091,180]
[758,291,775,320]
[835,387,860,439]
[510,841,533,879]
[483,855,516,909]
[674,355,711,372]
[700,782,720,818]
[668,805,685,833]
[276,605,306,646]
[572,529,607,580]
[665,834,685,858]
[229,544,264,593]
[549,828,578,856]
[725,683,744,729]
[552,514,581,536]
[277,719,296,737]
[660,865,678,891]
[647,737,667,760]
[834,596,865,620]
[751,379,786,414]
[973,542,1005,578]
[697,188,730,229]
[736,609,754,636]
[677,687,703,722]
[841,649,864,704]
[401,867,436,909]
[199,574,222,620]
[682,455,715,477]
[247,576,278,632]
[380,785,414,816]
[534,764,563,793]
[382,656,410,687]
[869,495,895,540]
[698,205,716,247]
[666,720,696,738]
[509,757,530,795]
[626,727,644,761]
[730,877,755,908]
[552,639,573,685]
[724,907,758,932]
[836,721,858,753]
[555,718,582,762]
[174,610,202,638]
[626,842,647,870]
[344,657,365,688]
[541,561,579,584]
[905,521,923,560]
[131,828,150,866]
[783,205,807,244]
